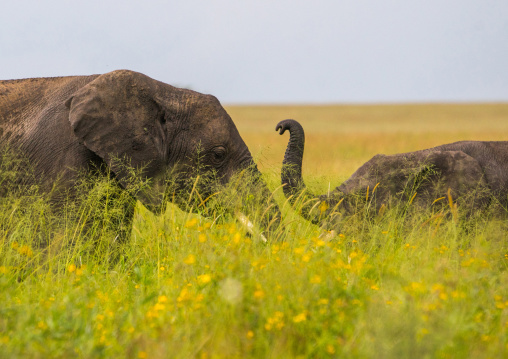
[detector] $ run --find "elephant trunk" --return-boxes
[276,119,323,225]
[276,119,307,200]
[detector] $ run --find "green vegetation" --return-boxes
[1,104,508,358]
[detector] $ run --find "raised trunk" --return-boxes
[276,119,322,224]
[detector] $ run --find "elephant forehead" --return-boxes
[341,153,431,188]
[189,103,241,140]
[349,154,413,177]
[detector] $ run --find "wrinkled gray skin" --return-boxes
[0,70,280,240]
[277,119,508,229]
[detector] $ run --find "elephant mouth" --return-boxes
[134,162,282,239]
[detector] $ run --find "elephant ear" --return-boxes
[66,71,167,187]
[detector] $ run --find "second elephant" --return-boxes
[276,119,507,229]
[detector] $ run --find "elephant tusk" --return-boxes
[318,229,337,241]
[236,212,267,243]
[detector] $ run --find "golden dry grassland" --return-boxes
[228,103,508,183]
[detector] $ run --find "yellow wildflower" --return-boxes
[314,239,326,247]
[265,311,284,331]
[68,264,76,273]
[461,258,475,267]
[75,265,86,276]
[293,312,307,323]
[185,218,198,228]
[197,274,212,285]
[177,287,193,302]
[293,247,305,255]
[18,245,33,257]
[183,254,196,265]
[254,289,265,299]
[153,303,165,311]
[310,275,322,284]
[251,260,267,270]
[319,201,329,213]
[233,232,242,244]
[198,234,207,243]
[404,282,426,295]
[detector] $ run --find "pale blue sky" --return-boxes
[1,0,507,103]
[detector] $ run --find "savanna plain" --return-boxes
[1,104,508,358]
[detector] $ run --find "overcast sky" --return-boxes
[1,0,507,104]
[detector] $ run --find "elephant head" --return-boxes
[65,70,280,235]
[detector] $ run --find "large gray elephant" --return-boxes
[0,70,281,242]
[276,119,508,229]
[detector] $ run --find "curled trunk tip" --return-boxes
[276,119,307,199]
[276,119,304,137]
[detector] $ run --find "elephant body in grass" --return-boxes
[276,119,508,229]
[0,70,280,242]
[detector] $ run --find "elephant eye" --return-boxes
[212,147,227,163]
[158,111,167,125]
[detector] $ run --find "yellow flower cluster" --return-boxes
[68,264,87,276]
[197,274,212,285]
[494,295,508,309]
[93,309,115,346]
[183,254,196,265]
[402,281,468,314]
[333,250,368,275]
[253,284,265,300]
[146,295,168,319]
[177,285,205,309]
[11,241,33,257]
[265,311,284,331]
[292,311,308,323]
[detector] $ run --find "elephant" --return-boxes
[0,70,281,244]
[276,119,508,230]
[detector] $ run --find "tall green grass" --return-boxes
[1,104,508,358]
